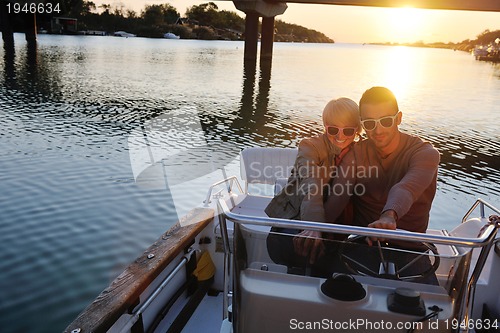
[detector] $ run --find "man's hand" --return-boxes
[366,210,398,246]
[293,230,324,264]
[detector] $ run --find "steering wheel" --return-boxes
[338,235,440,283]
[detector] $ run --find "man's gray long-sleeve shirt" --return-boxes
[325,133,440,233]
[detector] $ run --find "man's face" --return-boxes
[360,101,401,153]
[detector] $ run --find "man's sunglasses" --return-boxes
[360,112,400,131]
[326,126,357,137]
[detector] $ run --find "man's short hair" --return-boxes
[359,87,399,114]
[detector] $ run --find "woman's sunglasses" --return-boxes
[360,112,400,131]
[326,126,357,137]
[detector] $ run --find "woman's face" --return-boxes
[324,119,357,150]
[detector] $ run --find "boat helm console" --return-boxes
[217,193,500,333]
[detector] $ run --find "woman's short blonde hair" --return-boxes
[322,97,362,136]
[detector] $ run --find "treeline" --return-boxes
[32,1,333,42]
[75,2,243,40]
[274,20,333,43]
[456,29,500,51]
[374,29,500,52]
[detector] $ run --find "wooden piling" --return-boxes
[244,12,259,62]
[260,16,275,61]
[24,13,37,44]
[0,2,15,45]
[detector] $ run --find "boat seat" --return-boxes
[240,147,297,195]
[449,217,493,284]
[231,195,272,218]
[449,217,487,239]
[214,146,298,235]
[232,147,298,262]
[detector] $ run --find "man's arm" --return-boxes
[370,143,440,233]
[383,143,440,220]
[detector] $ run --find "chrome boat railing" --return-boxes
[218,198,499,248]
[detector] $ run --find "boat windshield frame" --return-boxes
[217,198,499,249]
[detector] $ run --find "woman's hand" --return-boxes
[293,230,325,264]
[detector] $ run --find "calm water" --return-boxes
[0,34,499,332]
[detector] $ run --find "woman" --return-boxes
[265,97,361,274]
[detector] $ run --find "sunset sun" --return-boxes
[386,7,429,42]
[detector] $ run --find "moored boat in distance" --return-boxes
[473,45,489,59]
[164,32,181,39]
[114,31,136,38]
[473,42,500,62]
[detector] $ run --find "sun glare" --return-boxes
[386,7,428,42]
[377,46,422,101]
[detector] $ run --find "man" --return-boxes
[295,87,440,281]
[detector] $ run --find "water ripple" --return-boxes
[0,36,499,333]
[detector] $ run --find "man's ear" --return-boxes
[396,111,402,126]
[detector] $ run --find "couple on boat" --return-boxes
[265,86,440,283]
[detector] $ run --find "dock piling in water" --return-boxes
[260,17,275,61]
[0,1,15,45]
[24,13,37,45]
[234,0,287,63]
[243,12,259,62]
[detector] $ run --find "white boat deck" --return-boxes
[182,293,225,333]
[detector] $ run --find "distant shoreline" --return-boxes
[369,29,500,54]
[368,42,471,52]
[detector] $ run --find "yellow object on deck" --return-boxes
[193,251,216,281]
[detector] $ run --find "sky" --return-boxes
[93,0,500,43]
